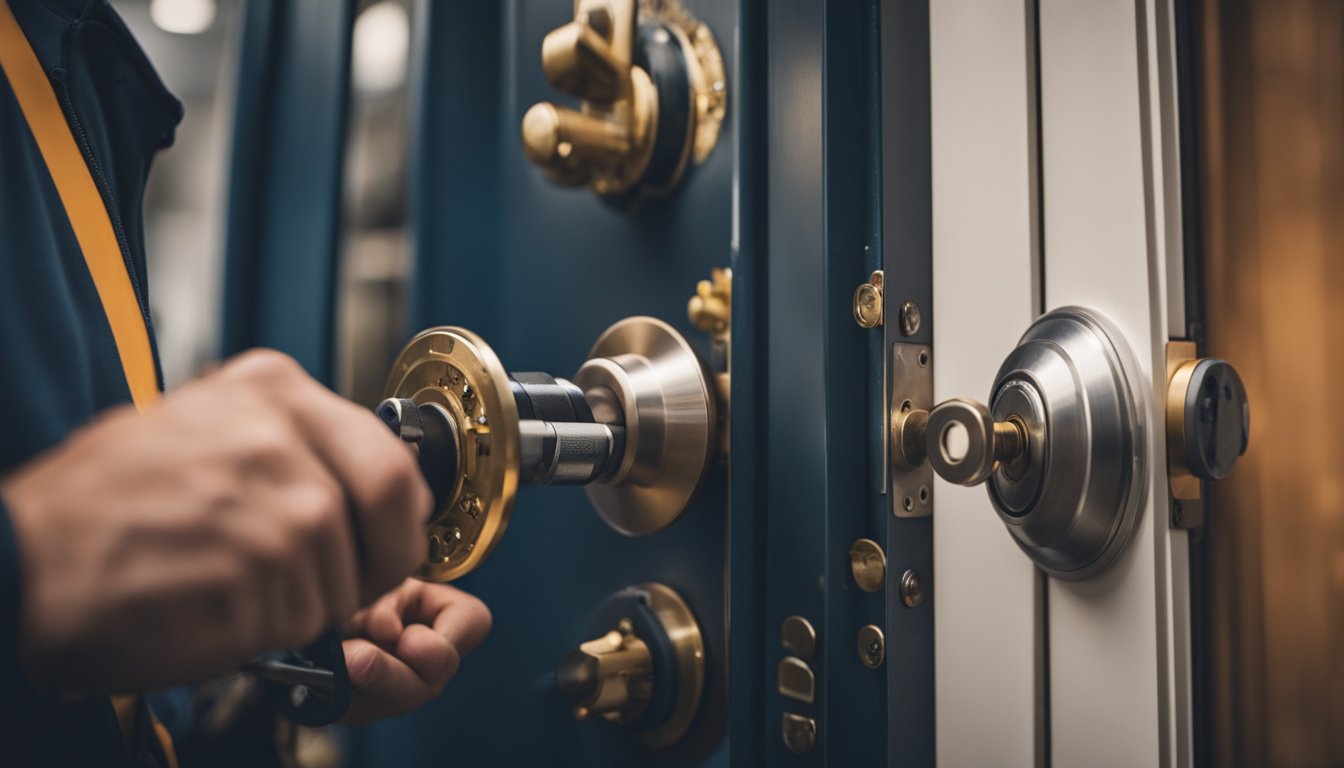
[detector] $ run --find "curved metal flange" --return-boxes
[630,582,705,749]
[383,327,520,582]
[988,306,1149,580]
[574,317,716,536]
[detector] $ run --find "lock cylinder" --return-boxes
[381,317,716,581]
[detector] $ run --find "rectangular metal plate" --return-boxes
[890,342,933,518]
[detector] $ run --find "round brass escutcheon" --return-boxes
[857,624,885,669]
[383,327,520,582]
[848,538,887,593]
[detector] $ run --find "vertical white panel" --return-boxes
[1038,0,1188,766]
[930,2,1042,765]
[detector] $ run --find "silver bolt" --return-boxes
[289,684,309,708]
[900,569,924,608]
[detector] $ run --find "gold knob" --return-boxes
[521,102,632,180]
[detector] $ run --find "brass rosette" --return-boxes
[383,327,520,582]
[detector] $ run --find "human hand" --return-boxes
[341,578,491,724]
[2,349,432,693]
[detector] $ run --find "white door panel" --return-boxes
[931,1,1042,766]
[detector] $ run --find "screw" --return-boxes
[900,569,924,608]
[290,684,309,708]
[857,624,885,669]
[900,301,921,336]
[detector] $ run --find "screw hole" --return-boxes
[917,350,929,367]
[903,496,914,511]
[919,486,929,503]
[901,399,912,412]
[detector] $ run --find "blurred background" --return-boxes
[113,0,1342,764]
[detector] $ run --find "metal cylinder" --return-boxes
[518,420,625,486]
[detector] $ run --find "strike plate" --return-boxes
[890,343,933,518]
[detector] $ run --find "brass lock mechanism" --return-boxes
[380,317,716,581]
[556,583,705,749]
[520,0,726,199]
[893,307,1250,578]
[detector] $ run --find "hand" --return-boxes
[340,578,491,724]
[2,349,432,693]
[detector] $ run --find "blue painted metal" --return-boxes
[222,0,938,762]
[352,2,737,765]
[221,0,355,385]
[880,1,936,764]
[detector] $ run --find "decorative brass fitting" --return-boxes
[688,267,731,458]
[521,0,726,199]
[853,270,884,328]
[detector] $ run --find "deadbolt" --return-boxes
[556,583,705,749]
[894,307,1149,580]
[520,0,726,199]
[381,316,716,581]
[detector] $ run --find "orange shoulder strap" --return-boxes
[0,0,160,410]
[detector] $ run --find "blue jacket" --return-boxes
[0,0,179,763]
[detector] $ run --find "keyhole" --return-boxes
[941,422,969,464]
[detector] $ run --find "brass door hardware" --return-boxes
[782,713,818,755]
[778,657,816,703]
[381,316,716,581]
[556,583,705,748]
[853,270,885,328]
[520,0,726,200]
[687,266,731,458]
[1165,341,1250,528]
[892,307,1149,580]
[890,344,934,518]
[780,615,816,660]
[848,538,886,593]
[857,625,885,670]
[899,569,924,609]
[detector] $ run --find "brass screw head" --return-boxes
[899,300,921,336]
[853,270,884,328]
[900,569,924,608]
[848,538,887,593]
[857,624,885,669]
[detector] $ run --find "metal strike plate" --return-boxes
[890,343,933,517]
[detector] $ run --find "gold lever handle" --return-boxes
[894,397,1028,486]
[521,102,633,180]
[541,20,630,104]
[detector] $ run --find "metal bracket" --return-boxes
[1166,340,1204,529]
[890,343,933,518]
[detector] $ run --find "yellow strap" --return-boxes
[1,4,174,763]
[0,0,159,409]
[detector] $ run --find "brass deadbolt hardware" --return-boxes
[556,583,705,749]
[520,0,726,200]
[853,270,884,328]
[780,615,817,661]
[381,316,716,581]
[782,713,818,755]
[857,624,885,669]
[848,538,887,593]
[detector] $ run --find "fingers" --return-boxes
[340,581,492,724]
[341,638,444,725]
[217,350,432,607]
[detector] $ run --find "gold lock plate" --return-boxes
[383,328,520,581]
[1166,340,1204,528]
